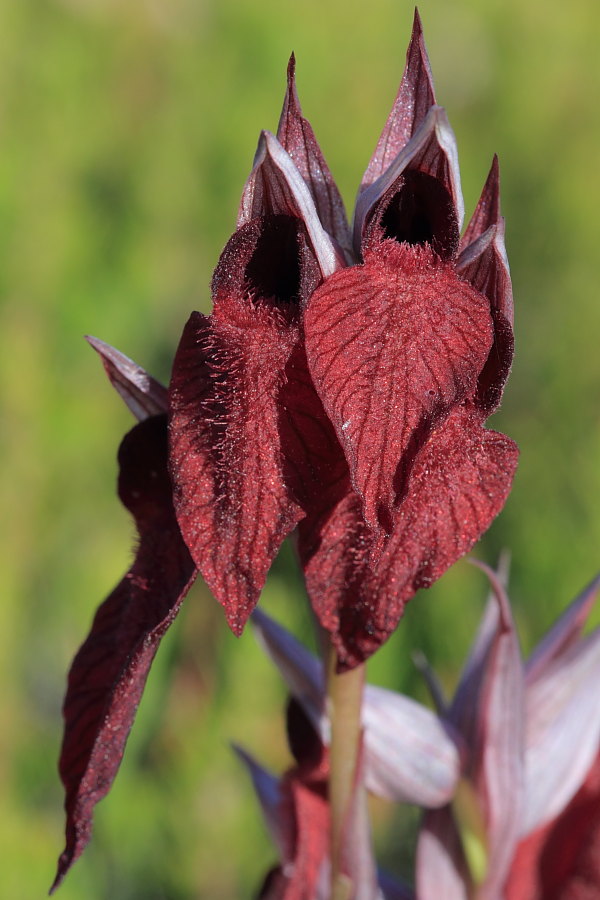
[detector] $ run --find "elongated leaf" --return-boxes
[525,572,600,682]
[449,564,525,899]
[524,627,600,833]
[51,416,196,892]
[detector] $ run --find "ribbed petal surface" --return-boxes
[304,242,494,534]
[302,406,518,668]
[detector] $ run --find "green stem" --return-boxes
[327,643,365,900]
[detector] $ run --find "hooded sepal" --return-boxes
[238,130,341,279]
[86,335,168,420]
[355,104,464,257]
[277,55,351,257]
[360,9,435,192]
[51,416,196,893]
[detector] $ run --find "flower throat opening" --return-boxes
[244,214,303,306]
[380,171,458,258]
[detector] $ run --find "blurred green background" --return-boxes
[2,0,599,896]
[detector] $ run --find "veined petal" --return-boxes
[302,408,518,669]
[361,9,435,191]
[355,105,464,255]
[304,243,494,533]
[416,807,472,900]
[86,335,168,420]
[251,609,461,806]
[277,55,351,256]
[525,572,600,683]
[51,416,196,893]
[169,305,304,635]
[238,130,341,279]
[363,686,461,806]
[523,626,600,835]
[449,564,525,898]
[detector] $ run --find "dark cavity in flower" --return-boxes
[380,171,458,258]
[244,214,304,306]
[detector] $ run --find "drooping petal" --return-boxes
[525,572,600,683]
[277,55,351,256]
[523,626,600,834]
[169,304,304,635]
[304,242,494,533]
[51,416,196,893]
[238,130,341,278]
[251,609,462,806]
[355,105,464,256]
[302,407,518,668]
[416,806,473,900]
[361,9,435,192]
[449,563,525,898]
[86,335,168,420]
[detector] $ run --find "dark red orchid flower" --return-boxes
[53,12,518,891]
[169,10,518,669]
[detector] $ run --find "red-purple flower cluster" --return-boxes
[52,12,519,891]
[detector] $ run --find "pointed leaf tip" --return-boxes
[85,335,168,421]
[360,6,436,193]
[275,64,352,257]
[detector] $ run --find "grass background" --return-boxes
[1,0,599,896]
